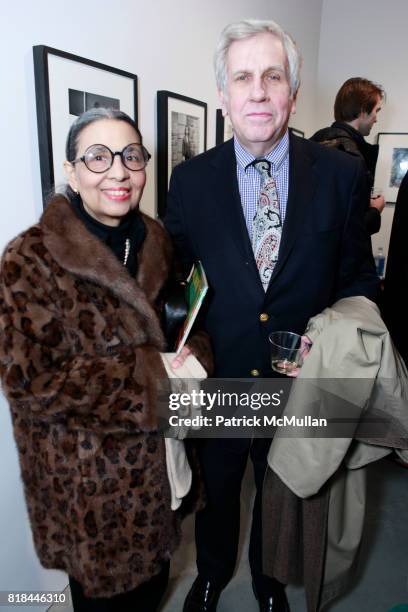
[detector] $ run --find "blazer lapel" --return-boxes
[211,141,254,260]
[266,135,318,291]
[210,141,264,295]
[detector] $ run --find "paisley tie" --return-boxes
[252,159,282,290]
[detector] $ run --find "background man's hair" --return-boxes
[334,77,385,122]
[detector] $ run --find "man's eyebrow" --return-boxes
[264,65,285,72]
[231,69,248,75]
[231,65,285,75]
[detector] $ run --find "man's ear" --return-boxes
[290,91,297,115]
[218,88,228,117]
[63,160,78,192]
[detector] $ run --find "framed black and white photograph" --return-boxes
[33,45,138,204]
[289,127,305,138]
[215,109,234,145]
[375,132,408,203]
[157,90,207,217]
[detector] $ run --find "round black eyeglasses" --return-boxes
[72,143,151,173]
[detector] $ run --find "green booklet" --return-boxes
[176,261,208,354]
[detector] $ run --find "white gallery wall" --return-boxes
[318,0,408,261]
[0,0,323,606]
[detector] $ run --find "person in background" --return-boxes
[0,108,210,612]
[382,169,408,367]
[311,77,386,235]
[165,19,378,612]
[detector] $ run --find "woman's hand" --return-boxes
[286,335,313,378]
[171,345,192,369]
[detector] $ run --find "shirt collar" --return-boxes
[234,130,290,173]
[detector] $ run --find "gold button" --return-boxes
[259,313,269,322]
[251,369,260,377]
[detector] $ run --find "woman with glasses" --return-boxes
[0,108,211,611]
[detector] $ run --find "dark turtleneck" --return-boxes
[71,197,146,277]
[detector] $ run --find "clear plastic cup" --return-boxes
[269,331,304,375]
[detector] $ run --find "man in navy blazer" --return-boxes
[165,18,378,612]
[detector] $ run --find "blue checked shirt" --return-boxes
[234,131,290,241]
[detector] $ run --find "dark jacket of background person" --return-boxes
[311,121,380,235]
[0,194,207,598]
[382,170,408,366]
[165,135,379,379]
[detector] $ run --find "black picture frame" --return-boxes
[157,90,207,218]
[33,45,138,205]
[289,127,305,138]
[374,132,408,204]
[215,109,234,145]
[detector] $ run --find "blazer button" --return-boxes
[259,313,269,322]
[250,369,260,377]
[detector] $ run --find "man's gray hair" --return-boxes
[214,19,302,98]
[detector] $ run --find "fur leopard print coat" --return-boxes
[0,195,209,598]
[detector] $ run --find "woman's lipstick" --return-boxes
[102,188,131,202]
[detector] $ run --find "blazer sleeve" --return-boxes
[365,207,381,235]
[0,249,167,434]
[164,167,214,375]
[164,166,196,277]
[334,159,379,303]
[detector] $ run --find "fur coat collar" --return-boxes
[41,194,172,348]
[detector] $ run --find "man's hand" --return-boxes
[171,345,192,369]
[286,335,313,378]
[370,194,385,213]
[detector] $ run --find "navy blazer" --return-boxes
[165,134,379,377]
